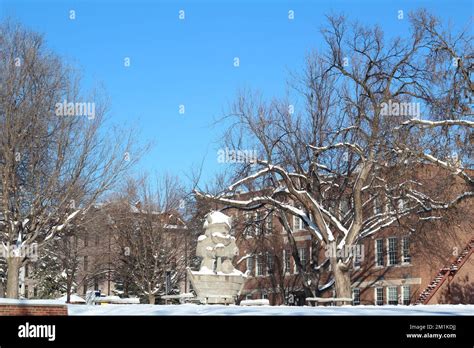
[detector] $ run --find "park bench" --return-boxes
[305,297,353,306]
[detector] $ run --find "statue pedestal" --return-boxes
[187,268,246,304]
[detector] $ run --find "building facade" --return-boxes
[227,166,473,306]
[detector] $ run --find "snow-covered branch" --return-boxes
[395,118,474,130]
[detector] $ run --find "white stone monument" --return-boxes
[187,211,247,304]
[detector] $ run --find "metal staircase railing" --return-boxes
[415,237,473,305]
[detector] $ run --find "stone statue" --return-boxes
[196,211,239,274]
[187,211,246,304]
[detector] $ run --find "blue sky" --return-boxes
[1,0,472,187]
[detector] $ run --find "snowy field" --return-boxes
[67,303,474,316]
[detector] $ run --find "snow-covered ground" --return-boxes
[67,303,474,316]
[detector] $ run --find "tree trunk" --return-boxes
[124,281,129,297]
[66,280,72,303]
[333,260,352,304]
[148,293,155,304]
[6,257,22,299]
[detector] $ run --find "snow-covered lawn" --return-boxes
[67,303,474,316]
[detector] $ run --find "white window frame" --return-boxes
[352,288,360,305]
[387,237,398,266]
[373,197,381,215]
[401,236,411,264]
[254,212,261,236]
[353,244,362,269]
[299,248,307,266]
[401,285,410,305]
[284,249,291,274]
[244,212,253,238]
[294,248,306,274]
[375,287,384,306]
[256,255,264,276]
[293,215,304,231]
[387,286,398,305]
[266,252,274,275]
[375,239,384,267]
[246,256,254,276]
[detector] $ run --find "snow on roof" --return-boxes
[56,294,86,303]
[0,298,65,306]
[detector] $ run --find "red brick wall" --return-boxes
[0,304,68,316]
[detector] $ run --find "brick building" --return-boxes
[18,204,191,302]
[226,165,473,306]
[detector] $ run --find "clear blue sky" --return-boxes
[1,0,472,187]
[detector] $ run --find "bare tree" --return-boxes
[32,227,82,300]
[195,10,473,300]
[107,175,189,304]
[234,210,314,305]
[0,21,142,298]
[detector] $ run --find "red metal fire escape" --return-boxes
[415,237,474,305]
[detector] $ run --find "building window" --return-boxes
[245,294,252,300]
[246,256,254,275]
[387,237,398,266]
[244,213,253,237]
[84,233,88,247]
[265,213,273,234]
[375,239,384,267]
[83,284,87,295]
[293,215,304,231]
[33,286,37,298]
[299,248,307,268]
[262,292,268,300]
[402,285,410,305]
[402,237,411,264]
[353,244,362,269]
[266,252,274,275]
[84,256,89,272]
[375,287,384,305]
[256,255,264,276]
[352,288,360,305]
[24,264,29,278]
[254,212,262,236]
[387,286,398,305]
[284,250,291,274]
[294,247,307,273]
[373,197,381,215]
